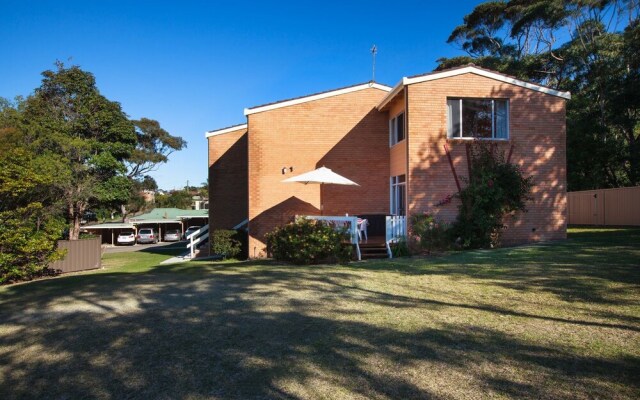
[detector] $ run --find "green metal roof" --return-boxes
[129,208,208,222]
[81,223,135,230]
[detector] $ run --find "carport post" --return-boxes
[111,230,114,245]
[159,224,162,242]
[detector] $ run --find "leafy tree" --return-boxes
[126,118,187,179]
[439,0,640,190]
[19,63,137,239]
[123,176,157,217]
[0,140,66,283]
[117,118,185,219]
[140,175,159,191]
[155,190,192,209]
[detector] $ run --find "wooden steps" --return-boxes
[358,237,389,259]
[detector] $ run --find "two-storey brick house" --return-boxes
[207,65,570,258]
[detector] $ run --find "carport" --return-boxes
[82,208,209,246]
[81,223,136,245]
[129,220,182,243]
[128,208,209,239]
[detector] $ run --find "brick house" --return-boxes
[207,65,570,258]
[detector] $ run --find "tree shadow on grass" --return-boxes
[358,228,640,306]
[0,259,638,399]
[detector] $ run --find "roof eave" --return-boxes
[205,123,248,138]
[403,66,571,99]
[376,78,407,111]
[244,82,392,116]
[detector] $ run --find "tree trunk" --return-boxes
[120,204,128,222]
[68,202,86,240]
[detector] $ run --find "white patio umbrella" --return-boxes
[282,166,359,214]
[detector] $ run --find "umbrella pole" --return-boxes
[320,183,323,216]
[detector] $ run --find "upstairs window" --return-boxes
[447,98,509,139]
[389,112,405,146]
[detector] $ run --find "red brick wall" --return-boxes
[247,87,390,257]
[405,73,567,244]
[208,128,248,231]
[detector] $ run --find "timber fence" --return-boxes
[568,186,640,226]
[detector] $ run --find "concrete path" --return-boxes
[103,241,185,254]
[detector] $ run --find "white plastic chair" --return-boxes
[357,218,368,241]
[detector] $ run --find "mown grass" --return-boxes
[0,228,638,399]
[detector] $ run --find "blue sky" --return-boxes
[1,0,483,190]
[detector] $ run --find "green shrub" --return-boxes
[265,217,352,265]
[450,142,532,248]
[0,204,65,284]
[391,237,410,257]
[233,229,249,259]
[210,229,242,259]
[410,213,451,253]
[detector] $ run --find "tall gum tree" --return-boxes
[438,0,640,190]
[22,63,136,239]
[120,118,187,219]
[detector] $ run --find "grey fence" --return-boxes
[50,237,102,273]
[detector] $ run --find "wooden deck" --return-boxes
[358,235,387,247]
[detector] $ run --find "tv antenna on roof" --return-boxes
[371,44,377,82]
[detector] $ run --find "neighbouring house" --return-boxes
[140,190,156,204]
[207,65,569,258]
[191,195,209,210]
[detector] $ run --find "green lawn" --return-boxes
[1,228,638,399]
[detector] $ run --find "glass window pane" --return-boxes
[397,113,405,142]
[494,100,508,139]
[462,99,492,138]
[447,99,461,137]
[398,185,406,216]
[391,185,396,214]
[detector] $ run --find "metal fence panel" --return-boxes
[50,238,102,273]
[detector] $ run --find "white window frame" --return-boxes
[447,98,509,140]
[389,112,405,147]
[390,175,406,216]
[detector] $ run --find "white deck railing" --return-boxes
[385,216,407,258]
[303,216,361,261]
[186,224,209,259]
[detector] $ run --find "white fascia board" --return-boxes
[376,79,406,110]
[244,82,392,116]
[404,66,571,99]
[205,124,248,138]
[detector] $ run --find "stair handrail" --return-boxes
[385,216,407,258]
[187,224,209,258]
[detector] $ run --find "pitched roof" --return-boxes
[129,208,208,221]
[244,81,392,116]
[205,123,247,138]
[377,64,571,110]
